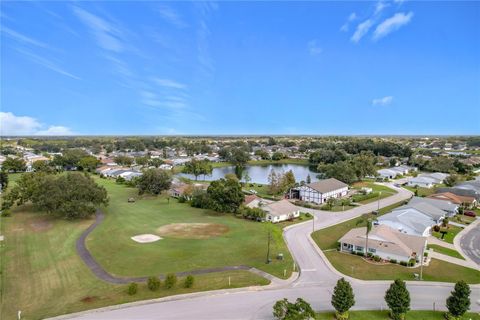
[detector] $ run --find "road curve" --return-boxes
[60,184,480,319]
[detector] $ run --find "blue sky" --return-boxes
[1,1,479,135]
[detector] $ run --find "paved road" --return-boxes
[459,220,480,265]
[59,184,480,320]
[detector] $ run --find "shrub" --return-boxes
[408,258,416,267]
[1,209,11,217]
[374,255,381,262]
[127,282,138,295]
[399,261,408,266]
[305,212,312,218]
[356,251,365,257]
[178,196,186,203]
[390,259,397,264]
[165,273,177,289]
[147,276,161,291]
[184,275,194,288]
[367,252,373,258]
[433,225,441,232]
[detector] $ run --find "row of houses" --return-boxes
[407,172,449,189]
[96,166,142,181]
[377,165,417,180]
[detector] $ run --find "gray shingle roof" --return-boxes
[307,178,348,194]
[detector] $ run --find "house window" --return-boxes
[368,248,376,253]
[355,246,364,251]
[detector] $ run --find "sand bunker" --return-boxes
[156,223,229,239]
[131,234,162,243]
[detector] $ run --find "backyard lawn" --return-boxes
[351,181,397,204]
[316,310,480,320]
[324,251,480,283]
[404,186,436,197]
[88,177,295,279]
[431,224,463,244]
[428,244,465,260]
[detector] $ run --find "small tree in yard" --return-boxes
[385,279,410,320]
[331,278,355,319]
[446,281,471,319]
[165,273,177,289]
[184,275,194,288]
[273,298,315,320]
[147,276,161,291]
[127,282,138,295]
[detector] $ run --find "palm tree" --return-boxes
[365,218,372,257]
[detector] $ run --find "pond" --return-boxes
[178,163,320,184]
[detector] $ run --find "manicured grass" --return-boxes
[311,200,406,250]
[351,182,397,204]
[428,244,465,260]
[431,225,463,244]
[316,310,480,320]
[0,174,273,320]
[324,251,480,283]
[321,204,357,212]
[245,183,283,200]
[88,177,294,279]
[404,186,436,197]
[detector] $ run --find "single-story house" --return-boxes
[377,169,399,180]
[339,224,427,263]
[288,178,348,204]
[264,200,300,223]
[408,196,458,217]
[244,194,265,209]
[407,172,449,188]
[377,203,445,237]
[170,183,207,199]
[436,187,480,201]
[119,171,142,181]
[427,192,477,209]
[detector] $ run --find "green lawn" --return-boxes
[311,200,406,250]
[404,186,436,197]
[316,310,480,320]
[324,251,480,283]
[88,177,294,279]
[431,225,463,244]
[428,244,465,260]
[351,181,397,204]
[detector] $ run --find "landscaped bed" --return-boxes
[431,224,463,244]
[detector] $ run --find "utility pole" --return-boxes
[266,230,271,264]
[312,214,315,232]
[377,191,382,211]
[420,243,425,280]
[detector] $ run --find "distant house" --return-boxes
[339,224,427,263]
[408,196,458,217]
[288,178,348,204]
[427,192,477,209]
[377,165,417,180]
[244,194,264,209]
[407,172,448,188]
[170,183,207,199]
[264,200,300,223]
[377,202,446,237]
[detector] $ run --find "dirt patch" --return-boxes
[29,217,54,232]
[80,296,99,303]
[156,223,229,239]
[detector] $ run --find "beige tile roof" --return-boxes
[339,225,426,257]
[265,199,298,217]
[307,178,348,193]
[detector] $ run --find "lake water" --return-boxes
[178,164,320,184]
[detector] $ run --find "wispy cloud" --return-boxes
[0,112,73,136]
[157,5,188,28]
[373,12,414,40]
[153,78,187,90]
[340,12,357,32]
[372,96,393,106]
[195,2,218,78]
[2,26,50,49]
[307,39,322,56]
[351,19,373,43]
[375,1,389,15]
[15,48,81,80]
[72,6,125,52]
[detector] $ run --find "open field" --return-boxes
[88,177,294,279]
[324,251,480,283]
[311,200,406,250]
[316,310,480,320]
[428,244,465,260]
[431,224,463,244]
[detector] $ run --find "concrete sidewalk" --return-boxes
[428,236,456,250]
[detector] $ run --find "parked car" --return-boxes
[464,211,476,217]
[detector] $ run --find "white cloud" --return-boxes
[375,1,389,15]
[0,112,73,136]
[72,6,124,52]
[157,5,187,28]
[373,12,414,40]
[153,78,187,90]
[308,39,322,56]
[351,19,373,43]
[340,12,357,32]
[15,48,81,80]
[2,26,50,49]
[349,12,357,21]
[372,96,393,106]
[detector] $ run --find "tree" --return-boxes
[272,152,286,161]
[280,170,296,193]
[78,156,100,172]
[137,169,172,195]
[446,281,471,319]
[0,170,8,190]
[385,279,410,320]
[114,155,134,166]
[319,161,358,185]
[148,158,164,168]
[2,157,26,172]
[331,278,355,320]
[444,174,459,187]
[147,276,161,291]
[127,282,138,295]
[268,169,281,194]
[273,298,315,320]
[183,159,213,180]
[254,149,270,160]
[165,273,177,289]
[206,177,244,213]
[2,172,108,219]
[228,148,250,167]
[351,152,377,180]
[306,174,311,184]
[184,275,194,288]
[135,156,149,166]
[32,160,54,173]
